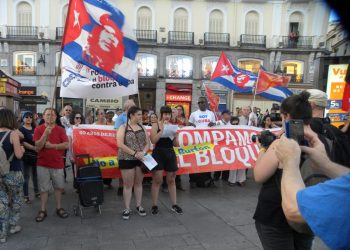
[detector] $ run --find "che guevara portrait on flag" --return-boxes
[60,0,139,98]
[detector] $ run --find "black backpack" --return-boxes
[310,118,350,168]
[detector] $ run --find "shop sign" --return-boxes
[86,98,122,109]
[325,64,348,126]
[165,94,192,102]
[0,82,5,94]
[19,87,36,96]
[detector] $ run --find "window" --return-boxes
[289,11,303,34]
[281,60,304,83]
[245,11,259,35]
[13,51,36,75]
[174,8,188,32]
[202,56,219,79]
[136,53,157,77]
[62,5,68,27]
[137,7,152,30]
[166,55,193,78]
[17,2,32,26]
[238,59,262,74]
[209,10,223,33]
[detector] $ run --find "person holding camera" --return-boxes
[253,92,315,249]
[275,131,350,250]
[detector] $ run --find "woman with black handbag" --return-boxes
[19,111,39,204]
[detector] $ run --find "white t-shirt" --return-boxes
[248,112,258,126]
[239,116,249,125]
[216,119,232,126]
[189,109,216,128]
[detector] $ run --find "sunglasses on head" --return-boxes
[75,116,81,119]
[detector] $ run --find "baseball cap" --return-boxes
[307,89,328,107]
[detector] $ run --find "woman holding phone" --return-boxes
[253,91,317,249]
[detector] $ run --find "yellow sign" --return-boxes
[0,82,5,94]
[83,156,119,169]
[174,143,215,156]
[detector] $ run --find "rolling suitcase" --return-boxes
[73,154,104,217]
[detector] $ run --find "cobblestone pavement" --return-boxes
[0,170,328,250]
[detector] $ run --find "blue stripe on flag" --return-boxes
[258,86,293,102]
[123,37,139,60]
[211,77,253,93]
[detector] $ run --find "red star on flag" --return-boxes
[211,52,234,80]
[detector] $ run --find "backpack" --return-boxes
[311,118,350,168]
[0,131,14,176]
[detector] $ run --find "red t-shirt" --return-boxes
[33,124,68,169]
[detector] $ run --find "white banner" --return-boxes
[60,53,138,98]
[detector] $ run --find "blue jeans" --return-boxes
[23,162,39,197]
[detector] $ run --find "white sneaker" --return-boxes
[136,206,147,217]
[0,237,6,243]
[9,225,22,234]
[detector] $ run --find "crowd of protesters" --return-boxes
[0,89,349,248]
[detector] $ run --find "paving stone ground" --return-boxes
[0,170,328,250]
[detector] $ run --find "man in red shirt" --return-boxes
[33,108,68,222]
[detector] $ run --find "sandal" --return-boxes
[56,208,69,219]
[35,210,47,222]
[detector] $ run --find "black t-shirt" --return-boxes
[19,126,36,155]
[253,169,290,228]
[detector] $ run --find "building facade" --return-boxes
[0,0,331,115]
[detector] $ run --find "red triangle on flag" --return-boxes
[211,52,234,80]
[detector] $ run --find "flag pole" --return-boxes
[252,68,261,109]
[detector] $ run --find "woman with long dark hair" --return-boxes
[0,109,25,243]
[175,105,188,127]
[116,106,150,220]
[19,111,39,204]
[150,106,183,215]
[253,91,315,249]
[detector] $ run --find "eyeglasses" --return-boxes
[24,116,33,119]
[198,102,205,104]
[98,113,105,115]
[75,117,81,119]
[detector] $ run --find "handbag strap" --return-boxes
[0,131,14,162]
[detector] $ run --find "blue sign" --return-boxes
[326,100,342,110]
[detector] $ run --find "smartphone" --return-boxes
[285,119,305,145]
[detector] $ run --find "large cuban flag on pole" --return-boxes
[211,52,293,102]
[60,0,139,98]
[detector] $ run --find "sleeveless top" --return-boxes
[155,124,178,149]
[253,169,289,228]
[118,123,147,160]
[0,131,22,171]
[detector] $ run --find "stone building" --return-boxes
[0,0,331,114]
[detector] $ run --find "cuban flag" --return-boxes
[60,0,139,98]
[211,52,256,93]
[211,52,292,102]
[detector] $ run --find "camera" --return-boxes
[252,130,277,149]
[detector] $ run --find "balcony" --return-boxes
[56,27,64,40]
[240,34,266,48]
[168,31,194,45]
[166,69,193,79]
[13,66,36,76]
[204,32,230,46]
[6,26,38,39]
[280,36,313,49]
[134,29,157,43]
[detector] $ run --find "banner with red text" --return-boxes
[72,125,276,178]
